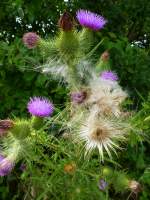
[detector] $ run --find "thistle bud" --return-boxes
[71,91,87,104]
[98,179,108,191]
[102,167,113,177]
[58,11,74,31]
[64,162,76,174]
[113,172,129,192]
[96,51,110,73]
[11,120,31,140]
[0,119,14,137]
[22,32,40,49]
[101,51,109,62]
[128,180,142,194]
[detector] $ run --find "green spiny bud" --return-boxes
[113,171,129,192]
[102,166,113,177]
[31,116,44,130]
[11,119,31,140]
[38,39,57,57]
[55,31,79,62]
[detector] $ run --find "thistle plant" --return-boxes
[21,9,132,161]
[0,9,143,199]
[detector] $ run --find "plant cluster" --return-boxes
[0,9,150,200]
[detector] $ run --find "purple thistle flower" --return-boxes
[76,9,107,31]
[23,32,40,49]
[100,71,118,82]
[71,91,87,104]
[98,179,108,191]
[0,155,14,176]
[27,97,54,117]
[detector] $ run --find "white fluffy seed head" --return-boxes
[79,113,129,161]
[86,78,128,117]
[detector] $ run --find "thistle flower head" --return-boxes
[0,119,14,137]
[76,9,107,31]
[58,11,74,31]
[27,97,54,117]
[98,179,108,190]
[100,71,118,82]
[11,119,31,139]
[71,91,87,104]
[79,114,128,161]
[0,155,14,176]
[23,32,40,49]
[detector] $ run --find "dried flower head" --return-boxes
[101,51,110,62]
[100,71,118,82]
[0,155,14,176]
[23,32,40,49]
[76,9,107,31]
[87,79,127,117]
[0,119,14,137]
[128,180,142,194]
[79,114,128,161]
[27,97,54,117]
[98,179,108,190]
[58,11,74,31]
[71,91,87,104]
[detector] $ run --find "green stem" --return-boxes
[85,38,104,59]
[106,189,109,200]
[67,64,80,89]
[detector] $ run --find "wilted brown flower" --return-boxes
[128,180,142,194]
[0,119,14,137]
[58,11,74,31]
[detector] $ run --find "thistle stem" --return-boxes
[85,38,104,59]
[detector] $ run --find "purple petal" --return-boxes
[76,9,107,31]
[0,155,14,176]
[100,71,118,82]
[98,179,108,190]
